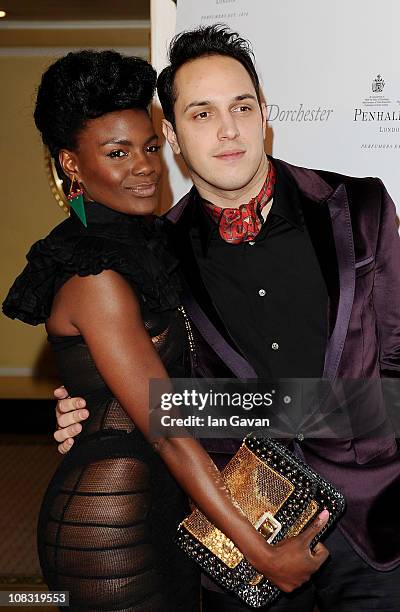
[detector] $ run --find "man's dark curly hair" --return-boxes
[157,25,261,128]
[34,50,157,182]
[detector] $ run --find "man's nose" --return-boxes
[217,112,240,141]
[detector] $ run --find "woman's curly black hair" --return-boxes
[34,50,157,182]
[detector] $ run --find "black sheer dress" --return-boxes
[3,203,200,611]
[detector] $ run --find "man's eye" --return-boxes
[107,150,127,158]
[146,145,161,153]
[194,111,210,120]
[234,105,252,113]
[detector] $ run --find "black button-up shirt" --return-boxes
[190,162,328,379]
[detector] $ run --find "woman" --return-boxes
[3,50,327,611]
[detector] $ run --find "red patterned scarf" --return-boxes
[203,162,276,244]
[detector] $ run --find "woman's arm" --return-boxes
[52,269,329,592]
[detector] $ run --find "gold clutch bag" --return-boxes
[176,436,345,608]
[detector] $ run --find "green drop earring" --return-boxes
[67,174,87,227]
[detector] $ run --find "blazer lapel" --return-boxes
[323,184,356,380]
[165,189,229,334]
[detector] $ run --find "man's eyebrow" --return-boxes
[100,134,158,146]
[183,100,211,114]
[183,94,257,114]
[235,93,258,102]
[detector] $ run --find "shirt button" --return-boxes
[258,289,266,297]
[271,342,279,350]
[248,241,255,246]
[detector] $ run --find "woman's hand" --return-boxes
[244,510,330,592]
[53,386,89,454]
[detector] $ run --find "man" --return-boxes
[54,26,400,611]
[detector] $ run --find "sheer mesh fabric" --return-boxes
[39,310,199,610]
[102,400,136,433]
[40,458,166,610]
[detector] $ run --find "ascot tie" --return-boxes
[204,162,277,244]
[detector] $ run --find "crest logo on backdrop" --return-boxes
[372,74,385,93]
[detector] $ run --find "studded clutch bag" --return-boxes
[175,436,345,609]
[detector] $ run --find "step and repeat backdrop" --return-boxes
[161,0,400,212]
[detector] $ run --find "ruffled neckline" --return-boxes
[3,202,181,325]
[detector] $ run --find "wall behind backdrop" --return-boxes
[154,0,400,212]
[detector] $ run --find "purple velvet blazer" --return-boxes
[165,157,400,571]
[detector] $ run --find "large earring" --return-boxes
[68,174,87,227]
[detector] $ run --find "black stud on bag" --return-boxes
[175,436,345,608]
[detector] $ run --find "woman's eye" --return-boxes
[107,150,127,158]
[146,145,161,153]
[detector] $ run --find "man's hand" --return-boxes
[247,510,330,593]
[54,386,89,454]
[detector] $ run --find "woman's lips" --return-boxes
[214,150,246,162]
[125,183,157,197]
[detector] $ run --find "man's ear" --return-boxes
[261,102,268,139]
[59,149,79,181]
[162,119,181,155]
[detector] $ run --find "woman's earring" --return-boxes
[68,174,87,227]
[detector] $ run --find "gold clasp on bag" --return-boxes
[255,511,282,543]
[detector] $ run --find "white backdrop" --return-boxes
[152,0,400,212]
